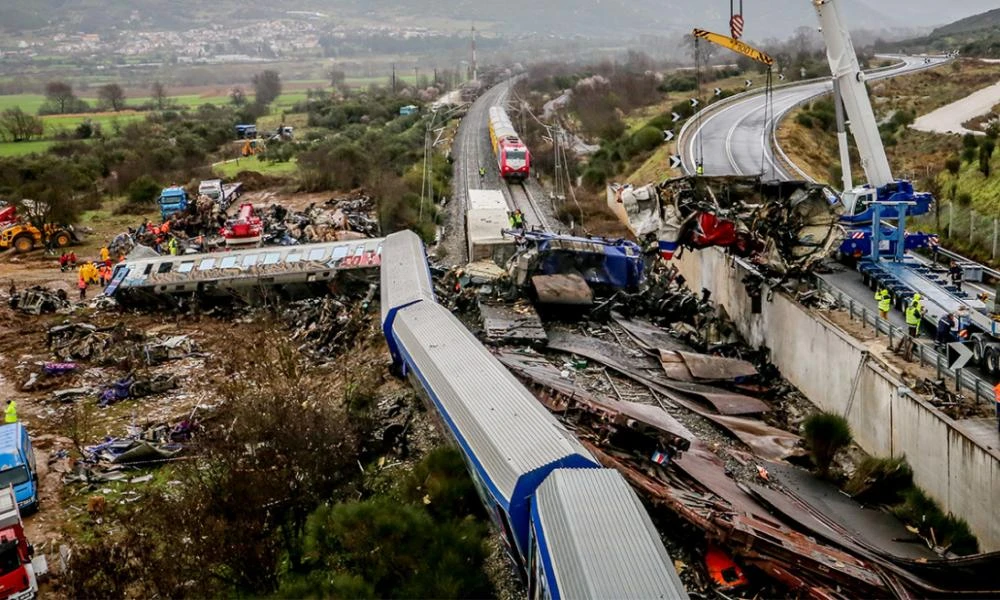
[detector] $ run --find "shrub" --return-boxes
[892,487,979,555]
[126,175,160,205]
[845,455,913,504]
[795,113,814,129]
[802,411,852,477]
[630,126,664,155]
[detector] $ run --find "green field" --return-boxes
[213,157,299,178]
[0,140,53,156]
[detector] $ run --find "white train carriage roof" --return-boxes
[533,469,689,600]
[114,238,383,293]
[380,230,435,324]
[467,189,508,212]
[392,300,596,500]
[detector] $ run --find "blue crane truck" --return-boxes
[157,186,190,221]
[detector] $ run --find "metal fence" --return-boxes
[814,277,993,405]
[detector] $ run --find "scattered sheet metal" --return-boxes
[613,313,696,353]
[584,442,890,598]
[546,330,768,416]
[497,351,691,462]
[479,301,547,345]
[748,462,1000,597]
[543,330,801,461]
[661,350,758,381]
[530,274,594,305]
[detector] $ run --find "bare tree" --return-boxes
[97,83,127,111]
[44,81,76,114]
[150,81,168,110]
[230,86,247,107]
[0,108,43,142]
[329,67,346,88]
[252,70,282,106]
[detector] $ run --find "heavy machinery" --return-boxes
[0,223,75,253]
[198,179,243,212]
[157,186,190,221]
[0,205,15,230]
[221,202,263,247]
[0,484,44,599]
[504,229,644,304]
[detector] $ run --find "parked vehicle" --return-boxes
[0,223,76,253]
[0,424,38,513]
[0,484,44,599]
[157,186,189,221]
[197,179,243,211]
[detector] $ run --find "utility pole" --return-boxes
[392,63,397,94]
[471,24,477,81]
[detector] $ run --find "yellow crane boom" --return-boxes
[692,28,774,66]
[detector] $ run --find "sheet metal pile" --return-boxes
[609,176,843,277]
[429,246,1000,598]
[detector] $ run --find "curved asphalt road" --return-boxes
[682,56,949,179]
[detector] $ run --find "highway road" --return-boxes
[682,56,948,179]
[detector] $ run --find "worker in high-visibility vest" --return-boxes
[905,293,924,337]
[696,162,705,176]
[4,399,16,424]
[875,287,891,319]
[994,382,1000,432]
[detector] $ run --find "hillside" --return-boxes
[0,0,987,39]
[887,8,1000,58]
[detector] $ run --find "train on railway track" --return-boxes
[488,106,531,181]
[380,230,687,600]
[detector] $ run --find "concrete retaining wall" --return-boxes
[673,247,1000,552]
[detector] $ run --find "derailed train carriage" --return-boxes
[106,239,384,306]
[380,230,688,599]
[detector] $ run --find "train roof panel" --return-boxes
[380,230,435,323]
[392,301,595,499]
[534,469,689,600]
[468,189,508,212]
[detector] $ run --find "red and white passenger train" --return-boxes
[487,106,530,181]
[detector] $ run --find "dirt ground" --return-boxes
[0,188,404,595]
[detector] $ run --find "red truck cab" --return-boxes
[0,486,40,599]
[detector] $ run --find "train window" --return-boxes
[178,261,195,273]
[219,256,238,269]
[262,252,280,265]
[198,258,216,270]
[308,248,326,261]
[242,254,258,268]
[507,150,527,160]
[286,253,302,263]
[143,264,153,276]
[331,246,348,260]
[157,262,172,274]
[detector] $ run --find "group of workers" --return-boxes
[72,244,123,300]
[877,286,967,346]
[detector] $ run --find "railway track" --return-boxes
[506,181,549,231]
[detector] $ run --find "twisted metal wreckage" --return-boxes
[608,175,844,279]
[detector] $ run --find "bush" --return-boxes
[802,412,852,477]
[630,126,664,155]
[795,113,814,129]
[845,455,913,504]
[892,487,979,555]
[127,175,160,205]
[945,157,961,176]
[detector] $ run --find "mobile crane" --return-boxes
[810,0,1000,373]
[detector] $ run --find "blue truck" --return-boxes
[158,186,190,221]
[0,424,38,512]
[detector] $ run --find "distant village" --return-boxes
[0,15,462,64]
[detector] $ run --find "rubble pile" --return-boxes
[8,286,70,315]
[65,419,198,484]
[47,322,198,366]
[280,289,376,359]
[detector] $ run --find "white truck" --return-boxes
[197,179,244,211]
